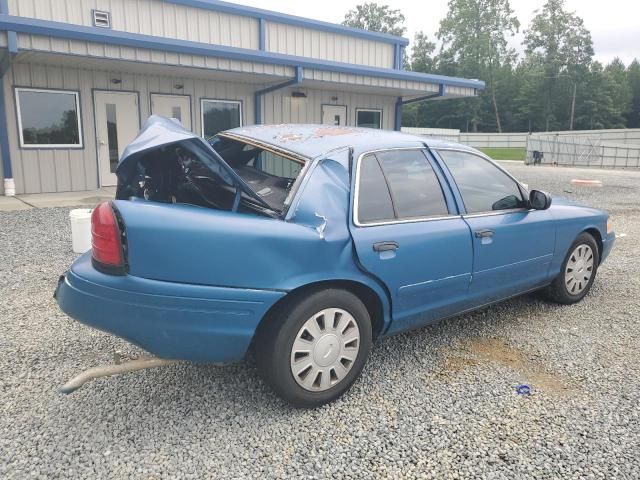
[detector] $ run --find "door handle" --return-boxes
[373,241,399,252]
[474,229,494,238]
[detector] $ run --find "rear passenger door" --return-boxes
[350,148,473,335]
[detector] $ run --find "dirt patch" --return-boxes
[440,338,575,395]
[438,355,479,376]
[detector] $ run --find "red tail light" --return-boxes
[91,202,125,274]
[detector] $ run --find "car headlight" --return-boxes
[607,219,614,234]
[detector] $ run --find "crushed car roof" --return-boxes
[222,124,469,159]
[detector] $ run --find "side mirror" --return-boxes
[529,190,552,210]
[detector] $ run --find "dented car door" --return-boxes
[350,148,473,334]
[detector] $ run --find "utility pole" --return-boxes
[569,81,577,130]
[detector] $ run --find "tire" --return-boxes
[546,232,600,304]
[254,288,372,408]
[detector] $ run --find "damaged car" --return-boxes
[56,116,615,407]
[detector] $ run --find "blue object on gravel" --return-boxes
[516,384,532,395]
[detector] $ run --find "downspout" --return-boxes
[258,17,265,51]
[394,84,447,132]
[254,65,303,125]
[1,0,18,195]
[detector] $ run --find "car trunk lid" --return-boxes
[116,115,273,211]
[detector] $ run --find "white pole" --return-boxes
[3,178,15,196]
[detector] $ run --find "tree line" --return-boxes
[344,0,640,133]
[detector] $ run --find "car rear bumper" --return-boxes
[55,253,285,363]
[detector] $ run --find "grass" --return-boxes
[478,147,526,161]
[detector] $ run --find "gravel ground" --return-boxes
[1,164,638,479]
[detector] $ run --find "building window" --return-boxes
[201,99,242,139]
[15,88,82,148]
[356,109,382,129]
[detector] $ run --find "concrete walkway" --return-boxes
[0,187,115,211]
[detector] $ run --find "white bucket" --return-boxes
[3,178,15,196]
[70,208,93,254]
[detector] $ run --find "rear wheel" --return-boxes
[546,232,599,304]
[255,289,372,408]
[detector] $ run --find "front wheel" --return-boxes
[255,289,372,408]
[546,232,600,304]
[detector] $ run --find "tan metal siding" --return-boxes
[7,62,97,194]
[265,21,394,69]
[305,69,439,94]
[8,0,259,49]
[264,88,396,130]
[15,33,293,79]
[6,62,258,194]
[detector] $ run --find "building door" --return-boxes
[94,91,140,186]
[150,94,192,130]
[321,105,347,126]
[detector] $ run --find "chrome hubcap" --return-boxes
[565,244,594,295]
[290,308,360,392]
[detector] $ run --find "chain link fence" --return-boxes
[526,133,640,169]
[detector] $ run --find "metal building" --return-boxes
[0,0,483,195]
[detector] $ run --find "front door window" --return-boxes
[438,150,525,213]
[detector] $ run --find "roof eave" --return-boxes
[0,15,484,91]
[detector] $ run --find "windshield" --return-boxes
[210,136,307,213]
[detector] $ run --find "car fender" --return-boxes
[547,199,609,276]
[285,156,393,332]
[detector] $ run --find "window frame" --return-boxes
[435,147,530,217]
[353,147,457,227]
[15,87,84,149]
[200,98,243,139]
[355,108,383,129]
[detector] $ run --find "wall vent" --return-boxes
[92,10,111,28]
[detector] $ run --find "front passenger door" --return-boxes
[437,149,555,304]
[350,149,473,335]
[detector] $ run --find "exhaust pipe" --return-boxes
[60,357,179,394]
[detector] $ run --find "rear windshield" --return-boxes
[211,136,306,212]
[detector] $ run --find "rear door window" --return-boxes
[356,154,395,224]
[356,149,449,225]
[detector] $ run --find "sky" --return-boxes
[239,0,640,65]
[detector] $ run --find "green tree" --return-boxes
[524,0,593,130]
[437,0,520,132]
[343,2,406,37]
[573,62,622,129]
[512,58,546,131]
[627,59,640,128]
[410,32,436,73]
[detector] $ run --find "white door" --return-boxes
[94,91,140,186]
[322,105,347,126]
[150,94,192,130]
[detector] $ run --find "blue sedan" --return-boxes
[56,116,615,407]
